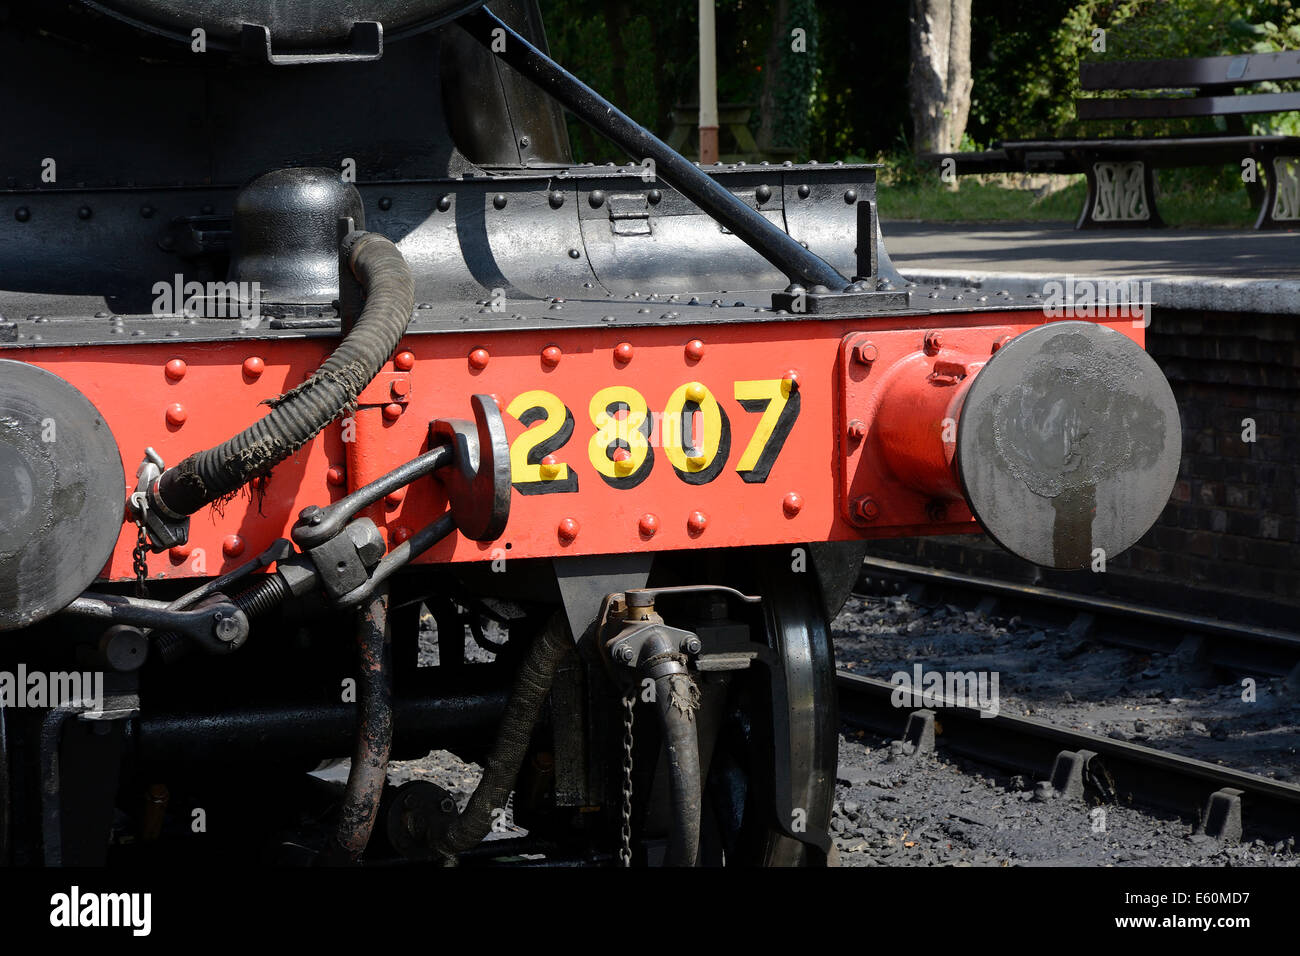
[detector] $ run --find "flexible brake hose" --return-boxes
[650,664,702,866]
[435,614,571,863]
[152,232,415,517]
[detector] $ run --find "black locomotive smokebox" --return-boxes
[0,361,126,630]
[228,167,365,308]
[956,321,1182,570]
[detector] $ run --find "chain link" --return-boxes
[132,521,150,598]
[619,689,635,868]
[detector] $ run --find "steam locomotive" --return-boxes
[0,1,1181,866]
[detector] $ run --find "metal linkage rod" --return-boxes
[459,6,852,291]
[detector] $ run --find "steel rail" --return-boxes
[835,670,1300,840]
[854,556,1300,677]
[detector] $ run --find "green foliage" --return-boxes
[541,0,817,162]
[539,0,1293,221]
[771,0,819,150]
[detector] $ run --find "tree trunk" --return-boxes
[908,0,973,157]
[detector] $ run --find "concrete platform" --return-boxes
[884,221,1300,314]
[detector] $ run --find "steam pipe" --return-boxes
[324,586,393,865]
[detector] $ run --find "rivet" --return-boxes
[614,341,633,363]
[540,455,562,479]
[378,197,392,210]
[782,492,804,517]
[926,500,949,523]
[782,370,799,392]
[853,496,880,522]
[468,348,490,370]
[169,543,192,560]
[848,419,867,440]
[854,342,879,365]
[685,381,707,403]
[165,403,187,426]
[493,193,508,209]
[164,358,187,381]
[844,189,858,204]
[797,184,811,199]
[222,535,245,558]
[756,184,772,204]
[612,448,636,476]
[924,331,943,355]
[549,190,565,208]
[14,207,29,222]
[568,247,581,259]
[386,488,406,507]
[139,205,154,219]
[326,465,346,486]
[390,379,410,399]
[558,517,580,543]
[394,350,415,371]
[589,190,606,208]
[77,206,92,220]
[648,189,662,204]
[436,195,451,212]
[991,335,1012,354]
[541,345,562,368]
[684,339,705,361]
[687,511,709,536]
[242,356,265,378]
[638,513,659,537]
[392,526,413,544]
[382,403,403,421]
[519,135,531,148]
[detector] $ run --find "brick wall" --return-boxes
[870,308,1300,628]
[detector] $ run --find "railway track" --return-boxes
[853,556,1300,682]
[835,670,1300,844]
[836,558,1300,847]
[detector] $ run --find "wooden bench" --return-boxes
[665,103,797,164]
[937,51,1300,229]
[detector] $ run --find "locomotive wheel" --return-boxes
[738,576,837,866]
[649,573,837,867]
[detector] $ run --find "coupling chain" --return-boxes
[619,689,635,868]
[132,521,150,598]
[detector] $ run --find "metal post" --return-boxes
[698,0,719,165]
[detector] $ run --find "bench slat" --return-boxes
[1080,51,1300,90]
[1001,136,1299,149]
[1077,90,1300,121]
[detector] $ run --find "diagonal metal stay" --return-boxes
[458,5,852,292]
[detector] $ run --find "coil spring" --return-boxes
[154,573,290,664]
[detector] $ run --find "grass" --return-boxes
[876,174,1259,228]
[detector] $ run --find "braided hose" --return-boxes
[153,233,414,516]
[435,615,571,862]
